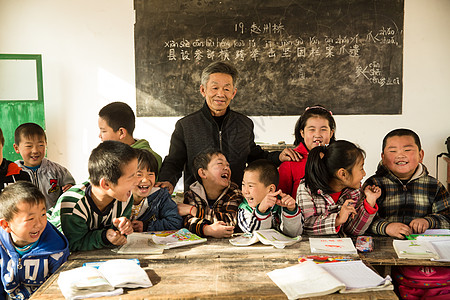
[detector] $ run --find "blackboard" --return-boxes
[134,0,404,117]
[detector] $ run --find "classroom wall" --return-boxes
[1,0,449,190]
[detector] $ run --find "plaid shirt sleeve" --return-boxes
[342,189,377,236]
[182,190,211,237]
[213,183,243,226]
[297,183,339,235]
[426,181,450,229]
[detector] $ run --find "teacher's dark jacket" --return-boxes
[159,101,282,191]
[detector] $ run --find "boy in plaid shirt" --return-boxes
[365,129,450,238]
[177,149,243,238]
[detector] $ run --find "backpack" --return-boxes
[392,266,450,299]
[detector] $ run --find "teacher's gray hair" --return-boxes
[201,61,239,88]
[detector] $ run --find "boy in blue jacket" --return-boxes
[0,181,69,300]
[130,149,182,232]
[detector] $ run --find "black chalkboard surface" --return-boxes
[134,0,403,117]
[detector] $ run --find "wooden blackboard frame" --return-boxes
[134,0,404,117]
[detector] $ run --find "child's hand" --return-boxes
[131,220,144,232]
[386,222,412,238]
[363,185,381,207]
[62,184,74,193]
[409,218,429,234]
[113,217,133,236]
[203,221,234,238]
[106,229,128,246]
[275,191,297,211]
[177,203,196,216]
[335,200,356,226]
[258,190,281,213]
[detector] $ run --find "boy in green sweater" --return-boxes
[49,140,138,251]
[98,101,162,170]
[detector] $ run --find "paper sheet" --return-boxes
[320,260,389,290]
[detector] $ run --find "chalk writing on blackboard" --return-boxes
[134,0,404,117]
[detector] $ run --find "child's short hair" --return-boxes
[294,105,336,146]
[201,61,239,88]
[88,140,137,186]
[305,140,365,195]
[245,159,279,187]
[192,148,225,183]
[0,181,46,221]
[382,128,422,151]
[0,127,4,146]
[136,149,159,178]
[14,123,46,145]
[99,102,135,135]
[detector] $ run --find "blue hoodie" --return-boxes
[136,187,182,231]
[0,222,69,300]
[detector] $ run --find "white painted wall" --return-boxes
[1,0,449,189]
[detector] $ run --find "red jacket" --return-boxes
[277,143,309,197]
[0,158,31,191]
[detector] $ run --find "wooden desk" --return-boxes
[30,237,400,300]
[359,237,450,277]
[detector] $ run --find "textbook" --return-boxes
[229,229,302,249]
[393,240,440,260]
[116,232,165,254]
[407,229,450,241]
[57,259,152,300]
[309,237,358,255]
[429,240,450,262]
[151,228,207,249]
[267,260,393,299]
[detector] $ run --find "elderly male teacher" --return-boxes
[156,61,301,194]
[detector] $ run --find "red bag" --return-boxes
[392,266,450,299]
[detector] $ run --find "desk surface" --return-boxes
[28,236,414,300]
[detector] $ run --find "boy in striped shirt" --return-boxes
[49,141,138,251]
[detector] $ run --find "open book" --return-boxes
[229,229,301,249]
[116,232,165,254]
[309,237,358,255]
[267,260,393,299]
[151,228,207,249]
[57,259,152,300]
[393,239,450,261]
[393,240,440,260]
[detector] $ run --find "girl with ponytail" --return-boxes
[297,140,381,236]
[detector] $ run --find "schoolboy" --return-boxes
[98,101,162,170]
[0,127,31,191]
[48,140,138,251]
[13,123,75,210]
[365,129,450,238]
[177,149,243,238]
[239,159,303,237]
[0,181,69,300]
[130,149,182,232]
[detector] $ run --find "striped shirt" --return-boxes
[49,181,133,251]
[237,199,303,237]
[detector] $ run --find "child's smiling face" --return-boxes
[3,201,47,248]
[300,116,334,151]
[14,134,47,167]
[242,170,272,208]
[132,167,156,203]
[382,135,424,180]
[202,153,231,189]
[108,158,139,202]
